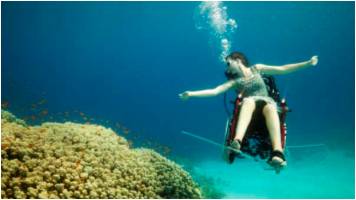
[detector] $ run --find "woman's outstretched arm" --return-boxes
[179,80,236,100]
[255,56,318,75]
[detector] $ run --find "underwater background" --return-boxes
[2,1,354,198]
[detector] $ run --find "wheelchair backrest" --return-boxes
[261,75,282,104]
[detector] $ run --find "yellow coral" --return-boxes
[1,110,201,198]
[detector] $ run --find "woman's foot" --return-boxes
[230,139,242,154]
[268,150,287,170]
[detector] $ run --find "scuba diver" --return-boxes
[179,52,318,170]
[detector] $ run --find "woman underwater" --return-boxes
[179,52,318,169]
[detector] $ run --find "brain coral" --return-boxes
[1,110,202,199]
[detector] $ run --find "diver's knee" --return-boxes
[242,98,256,110]
[262,103,277,115]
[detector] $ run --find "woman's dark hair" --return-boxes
[225,52,249,66]
[224,51,249,80]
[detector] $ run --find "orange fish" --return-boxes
[79,112,85,116]
[31,115,36,121]
[123,129,130,135]
[40,109,48,116]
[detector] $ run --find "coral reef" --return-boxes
[1,110,202,199]
[174,157,226,198]
[191,174,225,198]
[1,110,27,127]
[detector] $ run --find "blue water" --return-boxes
[2,2,355,198]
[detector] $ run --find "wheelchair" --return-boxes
[223,76,290,164]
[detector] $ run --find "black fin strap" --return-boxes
[269,150,286,161]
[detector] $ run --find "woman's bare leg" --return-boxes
[263,103,287,169]
[234,98,256,142]
[262,103,283,152]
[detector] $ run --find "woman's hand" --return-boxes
[309,55,318,66]
[179,91,190,101]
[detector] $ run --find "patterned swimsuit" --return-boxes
[234,66,278,109]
